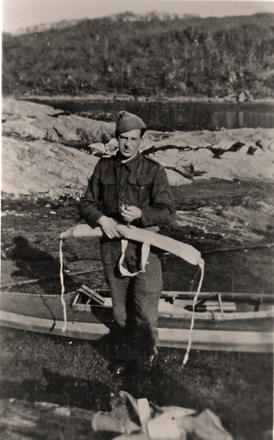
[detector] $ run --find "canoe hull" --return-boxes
[0,291,273,353]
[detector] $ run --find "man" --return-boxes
[79,111,175,373]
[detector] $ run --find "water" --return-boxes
[31,98,274,131]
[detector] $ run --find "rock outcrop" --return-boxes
[2,137,99,196]
[142,128,274,184]
[2,98,115,146]
[2,98,274,196]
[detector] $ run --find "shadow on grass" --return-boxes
[42,369,112,411]
[0,369,112,412]
[9,236,79,293]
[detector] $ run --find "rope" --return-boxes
[182,258,205,367]
[59,238,67,332]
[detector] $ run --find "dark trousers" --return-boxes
[100,238,162,359]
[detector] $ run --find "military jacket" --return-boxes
[79,153,175,228]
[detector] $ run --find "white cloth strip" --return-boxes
[59,239,67,332]
[119,239,151,277]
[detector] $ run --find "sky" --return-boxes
[3,0,274,33]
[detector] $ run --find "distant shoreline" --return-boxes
[11,94,274,105]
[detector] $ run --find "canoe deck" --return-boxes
[0,290,273,353]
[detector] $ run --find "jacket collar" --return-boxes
[115,151,142,171]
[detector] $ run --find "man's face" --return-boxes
[118,129,142,158]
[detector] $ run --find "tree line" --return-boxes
[3,12,274,98]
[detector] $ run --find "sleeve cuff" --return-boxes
[86,211,104,228]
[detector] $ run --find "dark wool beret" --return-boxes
[115,111,146,137]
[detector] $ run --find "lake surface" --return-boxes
[31,98,274,131]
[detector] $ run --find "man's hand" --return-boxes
[120,205,142,223]
[98,216,121,239]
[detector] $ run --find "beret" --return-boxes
[115,111,146,137]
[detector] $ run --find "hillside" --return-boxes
[3,12,274,98]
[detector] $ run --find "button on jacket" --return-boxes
[79,152,175,229]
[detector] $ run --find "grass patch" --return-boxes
[0,328,272,440]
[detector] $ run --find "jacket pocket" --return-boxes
[128,175,152,186]
[127,175,152,205]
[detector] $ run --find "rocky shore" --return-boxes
[2,97,274,194]
[12,93,274,104]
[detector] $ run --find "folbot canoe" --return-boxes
[1,222,273,353]
[0,287,273,353]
